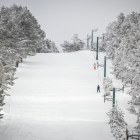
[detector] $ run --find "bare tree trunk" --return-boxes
[20,57,23,63]
[15,61,19,67]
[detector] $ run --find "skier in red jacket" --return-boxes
[94,63,96,70]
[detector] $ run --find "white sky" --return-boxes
[1,0,140,51]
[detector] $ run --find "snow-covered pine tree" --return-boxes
[37,40,49,53]
[0,62,6,98]
[0,47,17,90]
[49,41,59,53]
[0,47,17,119]
[127,87,140,106]
[107,102,127,140]
[71,34,85,51]
[103,77,113,96]
[0,4,46,118]
[0,3,45,80]
[61,34,85,52]
[134,108,140,134]
[61,41,72,52]
[127,105,137,115]
[103,12,140,114]
[0,61,7,119]
[99,39,106,52]
[38,39,59,53]
[0,4,46,66]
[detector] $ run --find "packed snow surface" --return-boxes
[0,50,134,140]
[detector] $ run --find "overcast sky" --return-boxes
[1,0,140,51]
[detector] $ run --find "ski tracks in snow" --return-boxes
[0,50,113,140]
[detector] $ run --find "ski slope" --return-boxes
[0,50,134,140]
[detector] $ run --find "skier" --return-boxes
[93,63,96,70]
[97,85,100,93]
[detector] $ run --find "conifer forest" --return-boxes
[0,3,140,140]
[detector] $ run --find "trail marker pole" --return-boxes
[113,88,115,107]
[96,37,98,60]
[104,56,106,77]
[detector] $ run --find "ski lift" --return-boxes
[104,94,113,103]
[98,62,104,67]
[115,86,124,93]
[103,86,124,104]
[125,128,140,140]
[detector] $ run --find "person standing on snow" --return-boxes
[97,85,100,92]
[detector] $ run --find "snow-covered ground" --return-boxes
[0,50,136,140]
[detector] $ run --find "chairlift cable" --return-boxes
[93,52,96,60]
[98,68,99,85]
[92,51,96,65]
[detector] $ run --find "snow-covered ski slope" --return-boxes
[0,50,133,140]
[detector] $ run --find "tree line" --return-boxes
[61,34,85,52]
[37,39,59,53]
[0,4,59,119]
[103,12,140,110]
[102,12,140,139]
